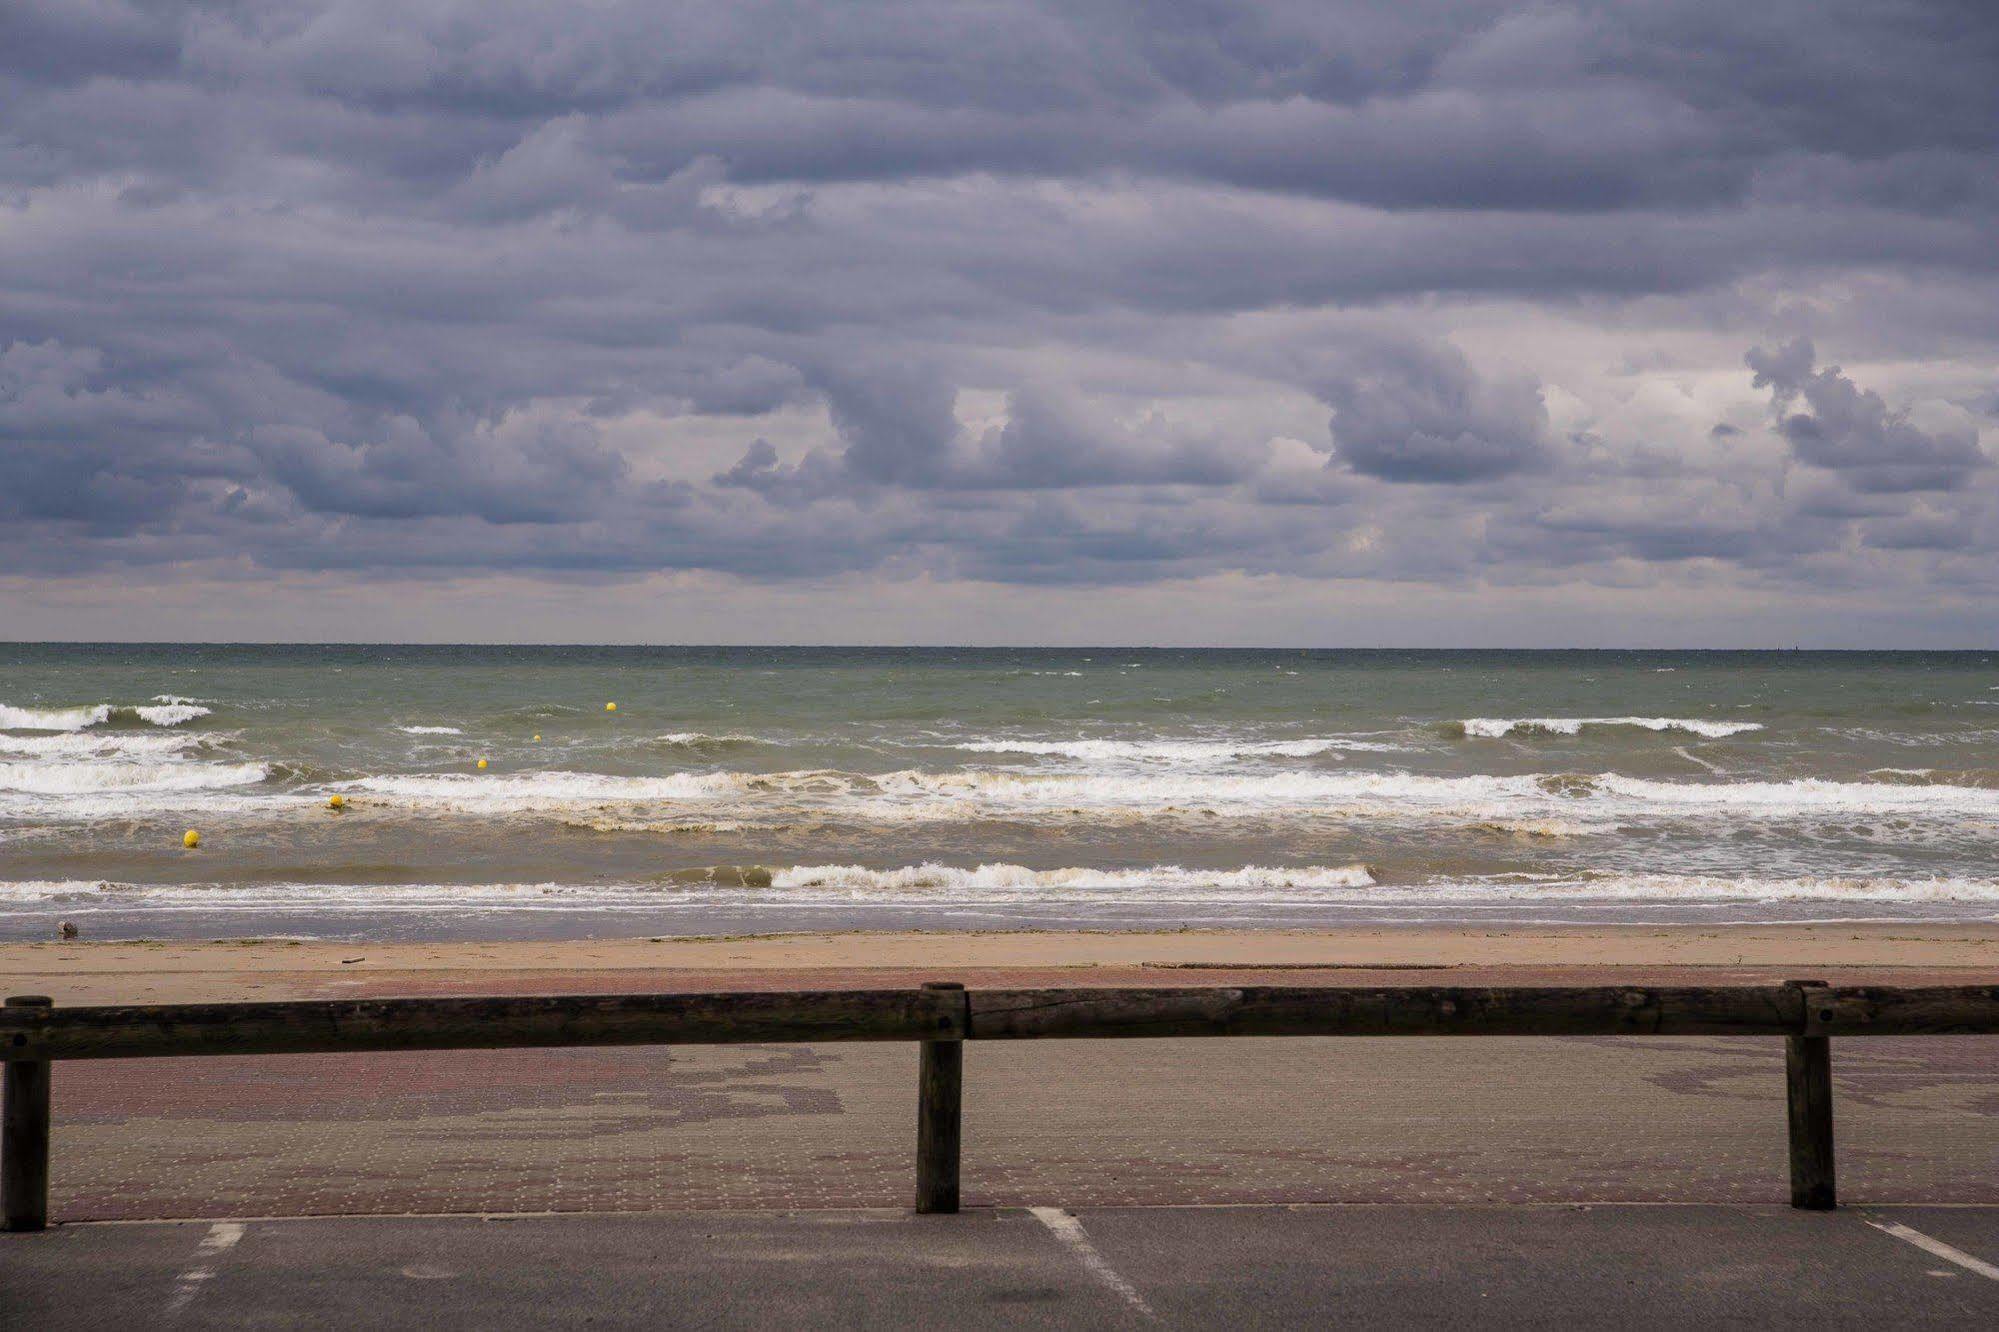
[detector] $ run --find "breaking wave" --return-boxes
[945,736,1403,762]
[131,704,211,726]
[1456,717,1763,739]
[330,764,1999,827]
[651,732,772,752]
[766,862,1378,892]
[397,725,464,735]
[0,730,208,758]
[7,868,1993,917]
[0,702,212,730]
[0,760,268,795]
[0,704,112,731]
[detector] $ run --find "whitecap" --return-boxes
[0,760,268,795]
[946,736,1402,762]
[130,704,211,726]
[1460,716,1762,738]
[0,704,112,732]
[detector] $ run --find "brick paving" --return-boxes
[46,1030,1999,1221]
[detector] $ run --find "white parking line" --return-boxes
[164,1221,245,1317]
[1029,1206,1157,1320]
[1865,1218,1999,1281]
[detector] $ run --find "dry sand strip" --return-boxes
[5,923,1998,1004]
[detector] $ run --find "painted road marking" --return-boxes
[164,1221,245,1317]
[1029,1206,1157,1320]
[1864,1218,1999,1282]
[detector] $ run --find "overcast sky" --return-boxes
[3,0,1996,644]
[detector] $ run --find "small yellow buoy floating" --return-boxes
[327,794,346,811]
[476,758,489,770]
[533,734,541,741]
[605,701,617,713]
[182,829,201,849]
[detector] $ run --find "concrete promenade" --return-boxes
[6,1206,1999,1327]
[15,963,1999,1220]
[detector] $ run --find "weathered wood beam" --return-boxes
[915,982,966,1215]
[2,997,51,1232]
[1819,985,1999,1036]
[1785,980,1837,1210]
[0,990,964,1062]
[966,985,1805,1039]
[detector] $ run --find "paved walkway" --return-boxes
[6,1206,1999,1328]
[44,1030,1999,1220]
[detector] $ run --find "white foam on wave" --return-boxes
[345,770,757,807]
[1360,873,1999,906]
[397,725,463,735]
[1590,773,1999,816]
[333,764,1999,827]
[0,704,112,732]
[769,863,1377,892]
[654,732,769,750]
[0,730,205,758]
[8,868,1992,916]
[947,736,1403,762]
[0,760,267,795]
[1460,717,1763,738]
[0,863,1375,912]
[131,704,211,726]
[0,702,210,730]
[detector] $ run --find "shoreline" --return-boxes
[6,921,1995,1004]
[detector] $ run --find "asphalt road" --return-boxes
[5,1205,1998,1328]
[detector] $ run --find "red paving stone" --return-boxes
[27,967,1999,1220]
[45,1029,1999,1221]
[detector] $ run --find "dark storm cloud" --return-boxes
[1314,340,1549,483]
[1,0,1996,600]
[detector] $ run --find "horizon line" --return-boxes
[3,642,1995,653]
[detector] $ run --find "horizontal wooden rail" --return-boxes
[4,981,1996,1231]
[966,984,1810,1039]
[0,989,965,1062]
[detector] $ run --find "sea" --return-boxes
[2,644,1997,941]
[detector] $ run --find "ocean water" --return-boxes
[2,644,1997,940]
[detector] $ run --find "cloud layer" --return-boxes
[2,1,1996,639]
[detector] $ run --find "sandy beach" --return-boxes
[7,923,1995,1004]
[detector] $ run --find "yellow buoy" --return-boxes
[476,758,489,770]
[327,794,346,811]
[605,701,617,712]
[533,734,541,741]
[182,829,201,849]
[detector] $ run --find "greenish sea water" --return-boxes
[3,645,1997,940]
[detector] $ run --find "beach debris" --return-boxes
[58,921,78,940]
[327,794,346,811]
[339,957,365,965]
[182,829,201,849]
[605,701,618,712]
[476,758,489,770]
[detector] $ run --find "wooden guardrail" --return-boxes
[5,980,1997,1231]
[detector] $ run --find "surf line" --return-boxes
[164,1220,246,1317]
[1029,1206,1157,1319]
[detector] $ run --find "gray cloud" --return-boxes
[1316,341,1550,483]
[1,0,1997,628]
[1749,338,1988,492]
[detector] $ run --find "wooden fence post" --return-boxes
[1785,980,1835,1210]
[916,982,965,1214]
[3,996,53,1232]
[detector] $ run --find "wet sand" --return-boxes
[6,922,1995,1004]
